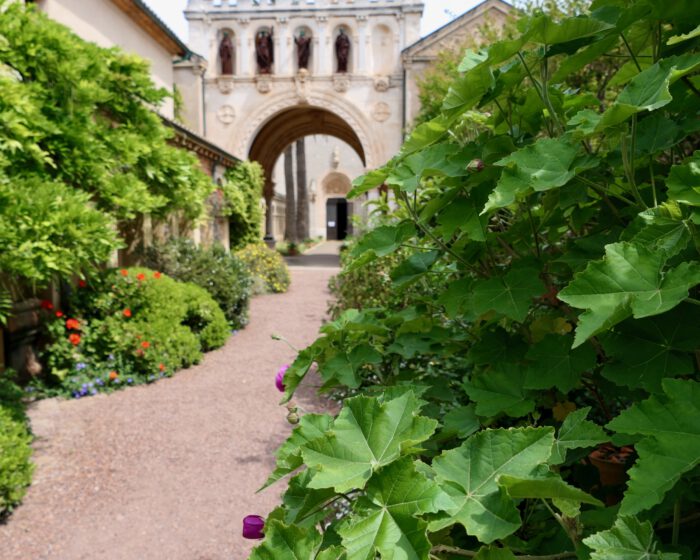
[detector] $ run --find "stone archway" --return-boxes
[246,101,369,238]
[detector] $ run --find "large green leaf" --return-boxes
[282,470,337,525]
[471,264,545,322]
[550,406,608,465]
[484,138,595,212]
[348,168,389,198]
[583,516,679,560]
[391,250,440,286]
[463,363,535,418]
[667,151,700,206]
[498,474,603,508]
[558,242,700,346]
[351,222,416,259]
[601,307,699,392]
[338,458,451,560]
[528,14,614,45]
[524,334,596,392]
[429,427,555,543]
[607,379,700,515]
[261,413,333,489]
[302,393,437,493]
[249,520,323,560]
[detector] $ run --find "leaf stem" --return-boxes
[540,498,579,548]
[526,205,542,259]
[685,297,700,307]
[430,545,577,559]
[620,32,642,72]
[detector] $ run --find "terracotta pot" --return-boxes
[588,444,634,504]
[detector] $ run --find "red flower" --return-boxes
[141,341,150,349]
[55,311,64,318]
[40,300,53,310]
[120,269,129,277]
[159,363,165,372]
[109,371,119,381]
[69,333,81,346]
[65,318,80,330]
[153,272,162,279]
[136,273,146,282]
[78,280,87,288]
[123,308,132,318]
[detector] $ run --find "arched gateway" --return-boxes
[184,0,424,237]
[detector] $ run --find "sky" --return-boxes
[144,0,483,43]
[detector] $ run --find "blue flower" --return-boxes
[108,354,115,361]
[95,379,104,386]
[127,378,133,384]
[76,362,87,371]
[25,387,35,393]
[90,389,97,395]
[148,375,155,381]
[81,383,88,390]
[73,391,81,399]
[113,378,121,384]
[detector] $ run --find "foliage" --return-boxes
[222,161,265,250]
[0,1,213,304]
[143,238,252,328]
[39,267,228,398]
[251,1,700,559]
[235,243,290,294]
[0,373,33,515]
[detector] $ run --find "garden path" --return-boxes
[0,246,340,560]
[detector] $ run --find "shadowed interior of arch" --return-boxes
[248,106,366,192]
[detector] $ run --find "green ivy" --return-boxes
[222,161,264,250]
[252,1,700,558]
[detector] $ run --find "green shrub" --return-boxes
[235,243,290,294]
[41,267,229,398]
[0,374,33,515]
[221,161,265,250]
[143,238,252,328]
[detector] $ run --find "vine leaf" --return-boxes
[498,474,603,508]
[301,392,437,493]
[583,516,680,560]
[429,427,555,543]
[472,264,545,322]
[550,406,608,465]
[282,470,337,525]
[667,151,700,207]
[484,138,596,212]
[607,379,700,515]
[338,458,452,560]
[261,413,332,489]
[524,334,596,392]
[391,250,440,286]
[601,307,699,393]
[557,242,700,347]
[351,222,416,259]
[249,520,323,560]
[463,363,535,418]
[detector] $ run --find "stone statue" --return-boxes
[295,30,311,70]
[335,28,350,73]
[219,32,234,75]
[255,30,274,74]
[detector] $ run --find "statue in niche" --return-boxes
[335,28,350,73]
[295,30,311,70]
[255,29,274,74]
[219,31,234,75]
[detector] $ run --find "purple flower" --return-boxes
[127,378,133,384]
[275,365,289,392]
[95,379,104,386]
[113,378,121,384]
[90,389,97,395]
[242,515,265,539]
[108,354,115,361]
[72,391,81,399]
[76,362,87,371]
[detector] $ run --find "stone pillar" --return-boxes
[356,15,368,74]
[276,16,290,74]
[315,16,329,75]
[239,19,251,75]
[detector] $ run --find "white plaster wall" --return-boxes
[39,0,177,119]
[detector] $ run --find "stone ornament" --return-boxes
[374,76,390,92]
[256,75,272,94]
[332,74,349,93]
[216,76,234,94]
[371,102,391,122]
[294,69,310,103]
[216,105,236,125]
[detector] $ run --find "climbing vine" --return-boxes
[251,1,700,558]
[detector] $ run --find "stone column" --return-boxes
[356,15,368,75]
[276,16,290,75]
[238,19,251,75]
[315,16,329,74]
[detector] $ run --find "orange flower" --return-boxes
[153,271,162,279]
[109,371,118,381]
[136,273,146,281]
[158,363,165,372]
[65,318,80,330]
[123,308,132,318]
[120,269,129,277]
[40,300,53,310]
[69,333,81,345]
[55,311,64,318]
[141,341,150,349]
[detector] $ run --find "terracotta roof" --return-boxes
[110,0,190,56]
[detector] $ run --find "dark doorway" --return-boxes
[326,198,350,240]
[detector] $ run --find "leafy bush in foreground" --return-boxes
[249,2,700,558]
[143,238,252,329]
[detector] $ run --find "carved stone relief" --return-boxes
[216,104,236,125]
[216,76,234,94]
[371,102,391,122]
[373,75,390,92]
[255,75,272,94]
[332,74,349,93]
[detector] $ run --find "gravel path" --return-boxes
[0,253,339,559]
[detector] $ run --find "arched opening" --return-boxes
[371,24,394,75]
[247,106,366,240]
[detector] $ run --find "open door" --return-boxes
[326,198,348,240]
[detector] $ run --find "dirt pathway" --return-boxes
[0,253,339,559]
